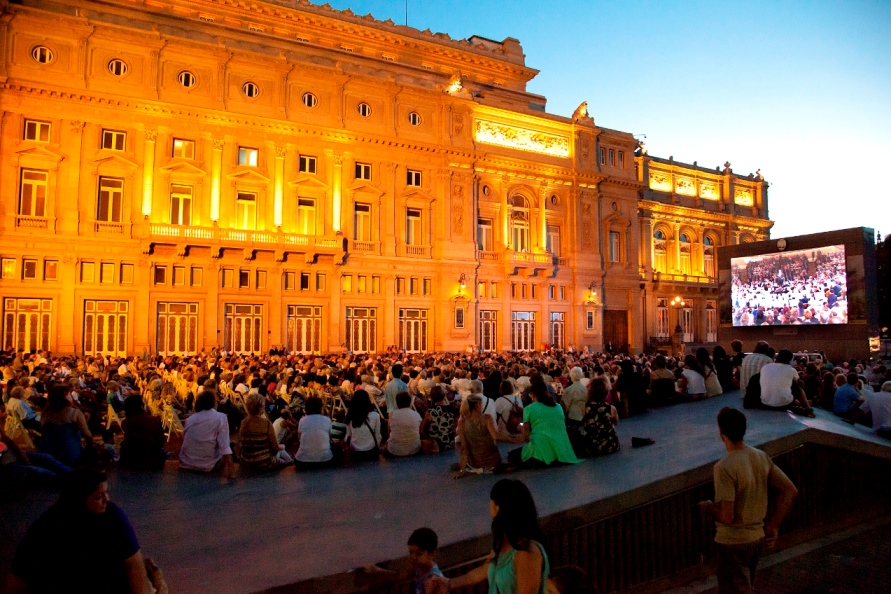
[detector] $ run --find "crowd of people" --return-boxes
[3,342,890,592]
[731,246,848,326]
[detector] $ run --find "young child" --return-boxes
[366,527,445,594]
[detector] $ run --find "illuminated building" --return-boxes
[0,0,771,356]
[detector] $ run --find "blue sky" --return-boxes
[323,0,890,239]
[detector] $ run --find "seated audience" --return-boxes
[40,385,92,467]
[179,392,233,479]
[295,396,333,469]
[344,390,382,463]
[509,382,580,467]
[421,386,457,451]
[237,393,292,471]
[386,392,422,457]
[120,394,166,471]
[577,377,619,457]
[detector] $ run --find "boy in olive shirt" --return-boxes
[699,408,798,594]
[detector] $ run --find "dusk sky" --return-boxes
[326,0,889,240]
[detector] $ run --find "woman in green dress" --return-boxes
[441,478,550,594]
[508,382,581,467]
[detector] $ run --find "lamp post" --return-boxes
[670,295,685,356]
[585,281,598,305]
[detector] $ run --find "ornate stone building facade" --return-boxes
[0,0,770,356]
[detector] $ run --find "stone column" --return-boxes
[210,139,224,222]
[142,130,156,219]
[673,222,681,273]
[273,146,285,228]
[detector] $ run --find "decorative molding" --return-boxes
[212,139,225,151]
[144,130,158,142]
[474,119,570,158]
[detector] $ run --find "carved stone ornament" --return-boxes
[581,202,592,247]
[452,185,464,235]
[144,130,158,143]
[275,146,287,158]
[69,121,84,134]
[212,139,225,151]
[453,113,464,136]
[474,120,570,158]
[580,139,589,160]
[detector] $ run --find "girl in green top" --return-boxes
[442,479,549,594]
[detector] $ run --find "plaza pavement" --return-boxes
[2,391,890,594]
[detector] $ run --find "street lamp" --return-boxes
[458,273,466,293]
[670,295,685,333]
[585,281,598,305]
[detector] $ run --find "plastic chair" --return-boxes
[106,404,124,431]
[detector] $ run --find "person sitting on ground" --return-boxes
[440,479,549,592]
[6,386,40,431]
[179,391,234,479]
[560,367,587,430]
[861,381,891,438]
[713,345,735,393]
[697,348,723,398]
[509,382,580,468]
[0,420,72,487]
[364,527,445,593]
[9,468,155,594]
[455,394,521,477]
[834,372,865,421]
[421,386,457,452]
[740,341,772,399]
[577,377,619,458]
[294,396,333,470]
[495,380,524,436]
[649,355,678,406]
[385,392,422,457]
[119,394,166,471]
[344,389,383,463]
[39,385,93,467]
[272,408,300,448]
[677,355,707,401]
[237,392,293,471]
[758,349,815,416]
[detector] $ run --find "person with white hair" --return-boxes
[860,381,891,439]
[561,367,588,425]
[469,379,497,425]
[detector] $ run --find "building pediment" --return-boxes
[158,160,208,177]
[402,187,436,204]
[349,181,385,197]
[92,152,140,170]
[14,144,65,165]
[288,175,329,190]
[226,168,271,183]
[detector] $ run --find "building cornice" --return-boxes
[640,200,774,230]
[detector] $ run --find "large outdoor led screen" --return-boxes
[730,244,847,326]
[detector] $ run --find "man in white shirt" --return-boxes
[384,364,409,414]
[179,392,233,479]
[759,349,813,415]
[861,382,891,436]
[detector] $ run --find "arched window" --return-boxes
[510,195,530,252]
[703,235,716,278]
[679,233,692,275]
[653,229,668,273]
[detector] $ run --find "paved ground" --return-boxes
[2,392,889,594]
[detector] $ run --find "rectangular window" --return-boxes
[423,278,432,296]
[19,169,48,217]
[238,270,250,288]
[284,271,295,290]
[120,263,134,284]
[358,275,367,293]
[316,273,326,292]
[341,275,352,292]
[22,259,38,280]
[531,285,538,300]
[170,185,193,226]
[587,310,594,330]
[300,272,310,291]
[154,266,167,285]
[609,231,621,263]
[100,262,115,284]
[410,278,419,295]
[354,203,371,241]
[238,147,258,166]
[355,162,371,180]
[2,259,16,280]
[618,151,625,168]
[222,268,234,288]
[599,147,605,165]
[101,129,126,151]
[478,281,486,299]
[559,286,566,301]
[80,261,94,282]
[235,192,256,230]
[548,285,555,300]
[296,198,315,235]
[546,225,560,257]
[173,138,195,159]
[455,306,465,329]
[490,283,498,299]
[298,155,317,174]
[511,283,518,299]
[521,284,527,300]
[173,266,186,286]
[372,275,380,294]
[190,266,202,287]
[406,208,422,246]
[256,270,267,290]
[406,169,422,187]
[44,260,58,281]
[608,148,615,166]
[396,277,405,295]
[24,120,51,143]
[477,218,493,252]
[97,177,124,222]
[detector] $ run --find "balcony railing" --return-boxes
[654,271,716,285]
[402,244,430,258]
[95,221,125,234]
[350,240,377,253]
[148,224,344,251]
[15,215,51,230]
[478,251,501,263]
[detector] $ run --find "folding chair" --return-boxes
[164,405,184,442]
[4,414,36,450]
[106,404,125,431]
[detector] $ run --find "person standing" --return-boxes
[699,408,798,594]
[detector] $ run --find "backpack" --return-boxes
[498,396,523,434]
